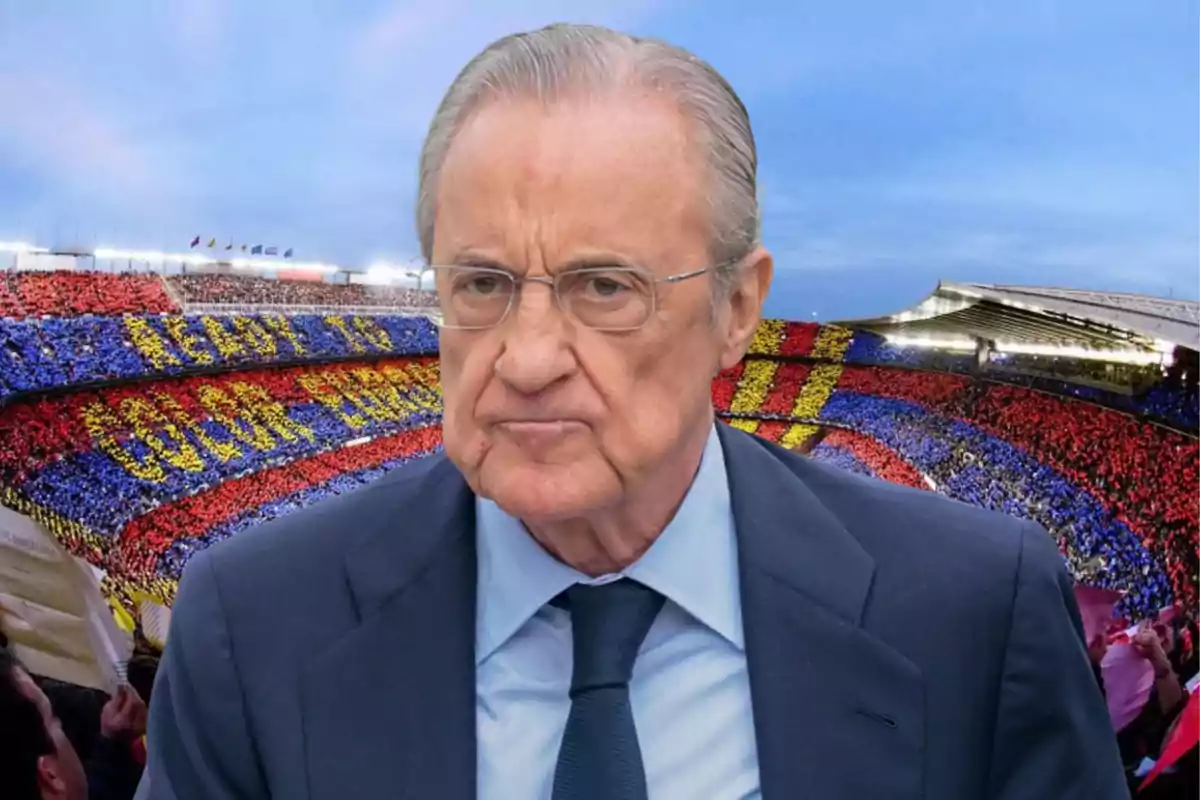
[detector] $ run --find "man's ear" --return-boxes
[718,246,773,371]
[37,754,68,797]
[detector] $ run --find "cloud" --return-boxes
[352,4,455,79]
[167,0,231,66]
[0,0,1191,304]
[0,71,165,205]
[762,141,1197,299]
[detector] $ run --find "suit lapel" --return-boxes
[719,425,925,799]
[299,454,477,800]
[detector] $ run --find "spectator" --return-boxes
[165,274,435,310]
[0,307,438,401]
[0,271,177,319]
[0,647,88,800]
[844,329,1199,433]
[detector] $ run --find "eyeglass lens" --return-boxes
[419,266,655,330]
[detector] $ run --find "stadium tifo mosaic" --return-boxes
[0,310,1196,626]
[0,311,437,399]
[79,360,441,483]
[127,313,397,367]
[725,322,854,447]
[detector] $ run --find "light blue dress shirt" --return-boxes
[475,426,762,799]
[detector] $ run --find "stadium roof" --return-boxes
[837,281,1200,352]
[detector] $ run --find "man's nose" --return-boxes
[495,282,577,395]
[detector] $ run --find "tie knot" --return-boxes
[562,579,664,694]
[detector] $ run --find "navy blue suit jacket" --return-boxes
[142,423,1128,798]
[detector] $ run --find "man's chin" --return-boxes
[479,460,616,522]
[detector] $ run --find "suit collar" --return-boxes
[718,423,925,798]
[717,422,874,626]
[301,453,477,800]
[342,452,475,617]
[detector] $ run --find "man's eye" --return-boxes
[585,276,629,297]
[460,276,504,295]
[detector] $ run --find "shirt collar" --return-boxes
[475,425,743,665]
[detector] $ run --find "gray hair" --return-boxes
[416,23,760,299]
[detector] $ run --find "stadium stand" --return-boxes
[1,266,1196,798]
[712,287,1198,620]
[809,427,927,489]
[0,307,438,399]
[0,270,1195,623]
[0,270,178,318]
[166,273,433,309]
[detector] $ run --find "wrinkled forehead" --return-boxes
[432,94,712,271]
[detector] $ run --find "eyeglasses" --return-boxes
[419,263,714,331]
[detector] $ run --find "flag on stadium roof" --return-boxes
[251,244,263,255]
[206,238,216,248]
[284,248,294,259]
[189,235,200,248]
[265,246,278,256]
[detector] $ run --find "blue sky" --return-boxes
[0,1,1195,319]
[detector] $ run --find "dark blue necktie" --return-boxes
[552,579,665,800]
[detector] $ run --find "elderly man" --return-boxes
[141,23,1126,800]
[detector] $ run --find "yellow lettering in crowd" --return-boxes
[408,360,442,389]
[119,397,206,473]
[161,317,215,365]
[229,382,315,443]
[295,364,443,428]
[380,365,441,409]
[352,316,392,351]
[402,361,445,405]
[124,317,182,371]
[387,362,440,407]
[419,361,442,397]
[153,393,242,462]
[261,315,306,356]
[352,367,414,415]
[379,364,411,386]
[82,401,166,483]
[84,359,444,481]
[196,385,276,451]
[328,371,397,423]
[200,317,246,359]
[399,360,428,386]
[297,373,369,429]
[231,317,277,358]
[323,315,367,353]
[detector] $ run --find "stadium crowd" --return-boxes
[0,269,437,318]
[166,273,433,309]
[819,390,1171,611]
[717,357,1195,620]
[831,365,1197,614]
[0,311,439,400]
[809,427,926,488]
[0,271,1197,796]
[0,271,177,319]
[0,360,445,602]
[847,331,1200,432]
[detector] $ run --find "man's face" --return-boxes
[433,91,769,522]
[13,669,87,800]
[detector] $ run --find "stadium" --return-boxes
[2,248,1195,625]
[0,247,1197,792]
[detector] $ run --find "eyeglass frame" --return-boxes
[420,260,737,331]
